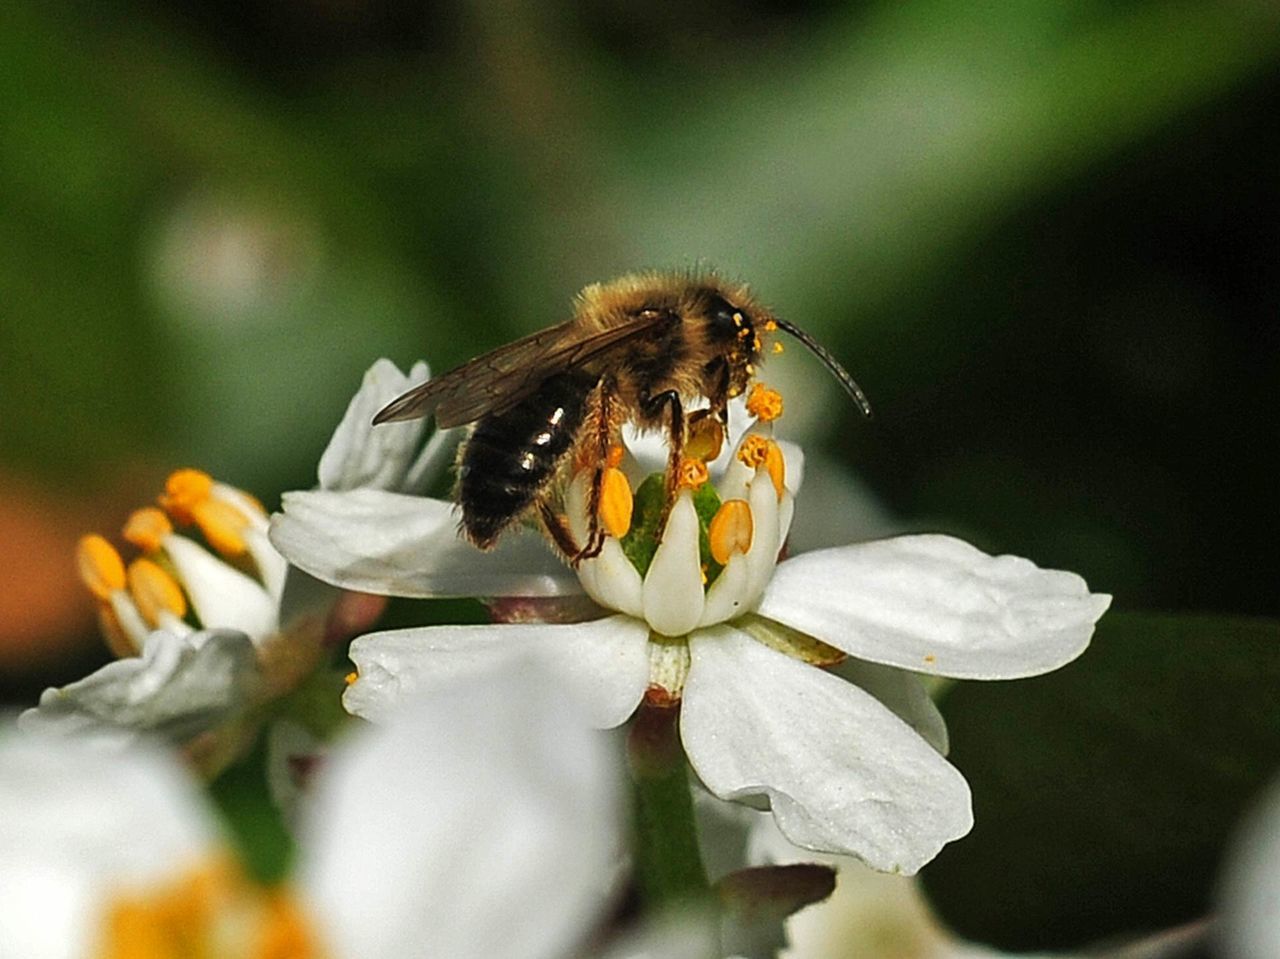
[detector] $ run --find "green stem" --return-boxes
[627,701,712,908]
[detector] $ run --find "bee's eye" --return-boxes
[706,294,748,341]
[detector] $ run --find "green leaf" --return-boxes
[920,612,1280,951]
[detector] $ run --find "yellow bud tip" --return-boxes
[746,383,784,422]
[598,467,633,539]
[77,534,126,601]
[159,468,214,525]
[676,458,709,490]
[127,558,188,626]
[709,499,754,564]
[123,507,173,554]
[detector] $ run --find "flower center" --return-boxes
[98,856,325,959]
[565,386,796,637]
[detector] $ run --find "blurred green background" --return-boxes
[2,0,1277,692]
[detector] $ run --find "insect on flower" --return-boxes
[373,272,871,562]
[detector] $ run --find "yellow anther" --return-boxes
[686,416,725,462]
[606,444,625,469]
[676,458,709,490]
[193,497,250,557]
[772,341,784,354]
[736,435,786,499]
[598,467,633,539]
[344,670,358,686]
[76,534,126,601]
[745,383,784,422]
[762,319,778,332]
[123,507,173,554]
[127,558,188,627]
[709,499,754,564]
[159,469,214,525]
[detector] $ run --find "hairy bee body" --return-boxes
[374,271,868,558]
[457,369,596,548]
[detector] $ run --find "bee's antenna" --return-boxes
[774,318,873,418]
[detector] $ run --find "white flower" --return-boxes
[271,370,1111,874]
[1218,777,1280,959]
[0,663,623,959]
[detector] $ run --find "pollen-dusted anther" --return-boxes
[159,468,215,525]
[598,467,633,539]
[746,383,784,422]
[687,416,725,463]
[123,507,174,555]
[76,534,127,602]
[126,558,188,627]
[676,458,709,491]
[736,435,786,499]
[709,499,754,565]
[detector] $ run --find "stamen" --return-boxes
[127,558,188,627]
[676,458,709,490]
[686,416,724,462]
[190,497,250,557]
[159,468,215,525]
[76,534,126,601]
[736,435,786,499]
[161,469,251,556]
[123,507,173,554]
[746,383,784,422]
[606,444,625,469]
[344,670,358,686]
[97,605,139,659]
[598,467,633,539]
[708,499,754,564]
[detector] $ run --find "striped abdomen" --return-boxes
[457,370,597,548]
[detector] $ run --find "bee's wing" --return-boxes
[373,313,669,429]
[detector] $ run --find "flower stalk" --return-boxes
[626,700,712,910]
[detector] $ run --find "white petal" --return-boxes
[0,733,217,959]
[757,534,1112,679]
[271,488,580,598]
[578,537,644,618]
[642,492,705,637]
[345,614,651,729]
[318,358,431,492]
[742,469,783,605]
[301,663,623,959]
[829,657,949,755]
[682,626,972,873]
[162,534,278,641]
[1220,778,1280,959]
[699,551,751,627]
[19,629,260,745]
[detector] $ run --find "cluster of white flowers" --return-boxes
[7,356,1117,958]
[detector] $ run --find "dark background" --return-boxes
[2,0,1277,694]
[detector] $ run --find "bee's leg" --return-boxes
[642,389,685,538]
[575,377,616,564]
[538,500,584,562]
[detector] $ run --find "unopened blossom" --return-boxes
[0,665,624,959]
[271,363,1111,874]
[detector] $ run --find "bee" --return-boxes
[374,272,870,561]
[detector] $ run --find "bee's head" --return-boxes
[698,290,768,397]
